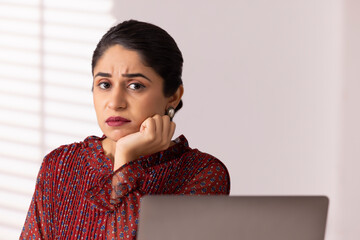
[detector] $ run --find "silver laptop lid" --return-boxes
[137,195,328,240]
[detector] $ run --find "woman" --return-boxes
[20,20,230,239]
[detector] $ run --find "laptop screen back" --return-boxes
[137,195,328,240]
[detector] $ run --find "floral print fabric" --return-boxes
[20,135,230,239]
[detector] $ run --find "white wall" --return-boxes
[113,1,343,238]
[0,0,358,239]
[338,0,360,238]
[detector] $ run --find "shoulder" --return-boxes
[173,135,229,176]
[43,141,81,163]
[178,148,231,194]
[183,149,229,176]
[40,136,101,170]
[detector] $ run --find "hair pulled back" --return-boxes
[92,20,183,112]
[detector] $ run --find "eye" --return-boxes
[128,82,145,91]
[98,82,111,89]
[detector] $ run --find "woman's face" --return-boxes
[93,44,171,142]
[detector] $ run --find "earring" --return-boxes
[166,107,175,121]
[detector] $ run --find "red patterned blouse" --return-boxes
[20,135,230,239]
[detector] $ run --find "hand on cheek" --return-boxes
[113,114,176,170]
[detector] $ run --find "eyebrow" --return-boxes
[93,72,152,82]
[122,73,152,82]
[94,72,112,78]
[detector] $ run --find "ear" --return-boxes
[167,85,184,109]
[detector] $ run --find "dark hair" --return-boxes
[92,20,183,112]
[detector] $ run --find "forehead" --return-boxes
[95,45,143,71]
[94,44,163,82]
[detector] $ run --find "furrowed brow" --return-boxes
[94,72,112,78]
[122,73,152,82]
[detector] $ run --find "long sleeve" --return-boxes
[20,152,56,240]
[85,148,230,211]
[85,160,146,210]
[110,162,146,204]
[83,160,147,239]
[19,135,230,239]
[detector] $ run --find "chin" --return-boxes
[103,129,135,142]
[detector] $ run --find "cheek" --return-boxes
[141,95,166,114]
[93,95,104,117]
[131,96,166,121]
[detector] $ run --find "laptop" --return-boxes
[137,195,328,240]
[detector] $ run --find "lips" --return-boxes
[105,116,131,127]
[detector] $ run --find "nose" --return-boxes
[108,86,127,110]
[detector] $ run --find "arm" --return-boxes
[85,115,175,210]
[86,148,230,210]
[20,152,56,239]
[85,159,147,209]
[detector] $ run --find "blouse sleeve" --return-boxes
[20,151,57,240]
[85,160,146,210]
[110,162,146,204]
[176,157,230,195]
[85,151,230,210]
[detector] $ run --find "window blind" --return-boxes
[0,0,114,238]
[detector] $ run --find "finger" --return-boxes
[141,117,156,137]
[161,115,171,142]
[168,121,176,141]
[152,114,163,137]
[139,118,147,132]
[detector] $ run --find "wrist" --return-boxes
[114,145,134,171]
